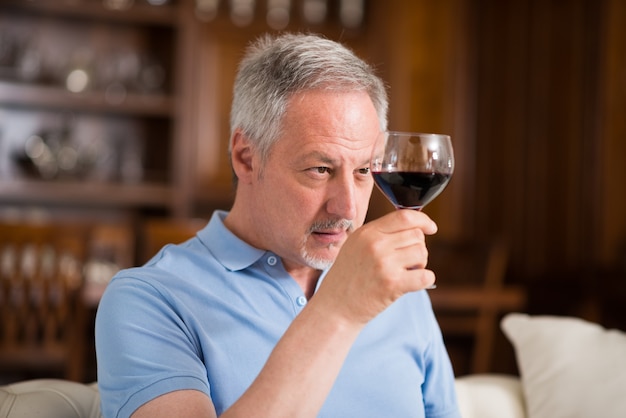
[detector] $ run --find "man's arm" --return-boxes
[132,390,217,418]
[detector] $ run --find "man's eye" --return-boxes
[312,167,331,175]
[358,167,370,175]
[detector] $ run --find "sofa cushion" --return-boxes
[501,313,626,418]
[455,374,526,418]
[0,379,101,418]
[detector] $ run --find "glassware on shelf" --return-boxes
[195,0,220,21]
[267,0,290,30]
[302,0,327,24]
[230,0,256,27]
[103,0,135,11]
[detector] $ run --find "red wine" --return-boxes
[372,171,451,209]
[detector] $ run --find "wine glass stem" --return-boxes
[399,208,435,289]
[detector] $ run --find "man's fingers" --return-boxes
[376,210,438,235]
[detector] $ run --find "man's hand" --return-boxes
[315,209,438,325]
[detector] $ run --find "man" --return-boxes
[96,33,460,418]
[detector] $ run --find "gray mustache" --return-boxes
[309,219,353,233]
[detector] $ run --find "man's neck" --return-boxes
[224,203,322,300]
[284,262,322,300]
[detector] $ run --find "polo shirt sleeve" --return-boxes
[95,270,210,418]
[420,293,462,418]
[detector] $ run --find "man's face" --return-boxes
[250,90,380,272]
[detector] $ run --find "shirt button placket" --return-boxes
[265,253,307,310]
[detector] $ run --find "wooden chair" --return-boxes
[139,217,208,265]
[0,221,90,382]
[81,223,135,308]
[427,238,527,374]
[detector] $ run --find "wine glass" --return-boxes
[371,131,454,289]
[371,131,454,211]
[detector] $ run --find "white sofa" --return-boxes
[0,379,101,418]
[457,313,626,418]
[455,374,526,418]
[0,374,522,418]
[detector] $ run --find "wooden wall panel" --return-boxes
[468,0,615,285]
[472,0,531,270]
[365,0,472,240]
[600,0,626,264]
[192,29,249,208]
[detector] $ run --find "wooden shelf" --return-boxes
[0,1,190,215]
[0,81,174,117]
[0,1,178,27]
[0,179,172,208]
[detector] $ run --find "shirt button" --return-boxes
[296,296,307,306]
[267,256,277,266]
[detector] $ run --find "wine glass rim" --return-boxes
[385,130,451,139]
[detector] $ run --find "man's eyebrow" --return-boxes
[303,151,370,168]
[304,151,337,165]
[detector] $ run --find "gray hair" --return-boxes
[230,32,389,163]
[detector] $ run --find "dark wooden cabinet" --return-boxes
[0,0,190,217]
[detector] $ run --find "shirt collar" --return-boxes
[199,211,332,292]
[197,210,266,271]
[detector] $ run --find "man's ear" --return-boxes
[230,130,255,183]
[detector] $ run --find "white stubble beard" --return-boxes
[300,218,354,270]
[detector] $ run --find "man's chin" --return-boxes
[302,248,338,270]
[304,258,333,271]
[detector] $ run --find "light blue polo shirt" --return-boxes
[95,210,460,418]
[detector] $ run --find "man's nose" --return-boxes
[326,175,357,220]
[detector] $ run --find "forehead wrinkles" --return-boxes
[277,91,378,161]
[297,141,372,168]
[285,90,374,130]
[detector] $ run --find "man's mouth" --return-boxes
[313,228,342,235]
[309,219,353,235]
[309,220,353,244]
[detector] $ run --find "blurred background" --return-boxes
[0,0,625,384]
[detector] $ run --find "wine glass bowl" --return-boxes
[371,131,454,210]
